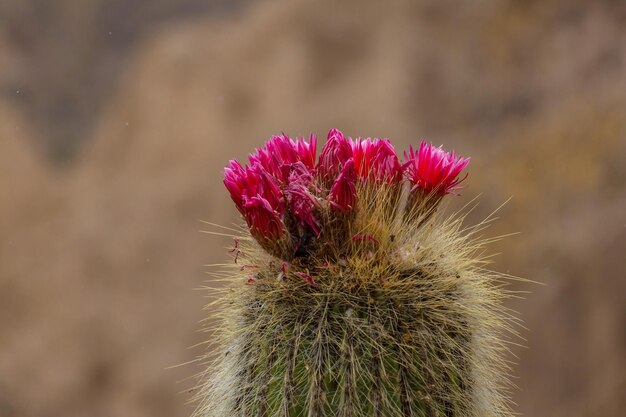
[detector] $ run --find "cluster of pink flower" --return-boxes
[224,129,469,245]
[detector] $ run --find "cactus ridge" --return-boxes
[195,181,520,417]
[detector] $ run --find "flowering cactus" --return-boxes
[196,129,517,417]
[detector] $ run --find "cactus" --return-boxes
[195,130,518,417]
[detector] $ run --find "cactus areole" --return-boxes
[196,130,518,417]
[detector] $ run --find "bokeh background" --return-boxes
[1,0,625,416]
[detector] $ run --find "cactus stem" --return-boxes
[199,131,522,417]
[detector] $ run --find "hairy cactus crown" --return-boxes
[223,129,469,263]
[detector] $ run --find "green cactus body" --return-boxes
[196,133,518,417]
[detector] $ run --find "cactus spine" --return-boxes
[196,131,518,417]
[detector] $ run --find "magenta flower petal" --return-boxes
[296,134,317,170]
[246,164,284,213]
[224,159,248,214]
[329,158,357,212]
[242,195,286,241]
[295,271,318,288]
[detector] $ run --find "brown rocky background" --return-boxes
[1,0,625,416]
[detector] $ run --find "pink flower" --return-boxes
[404,141,470,195]
[224,160,286,241]
[350,137,403,183]
[328,158,357,212]
[224,133,321,244]
[295,134,317,170]
[317,129,353,185]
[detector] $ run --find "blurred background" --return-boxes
[1,0,625,416]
